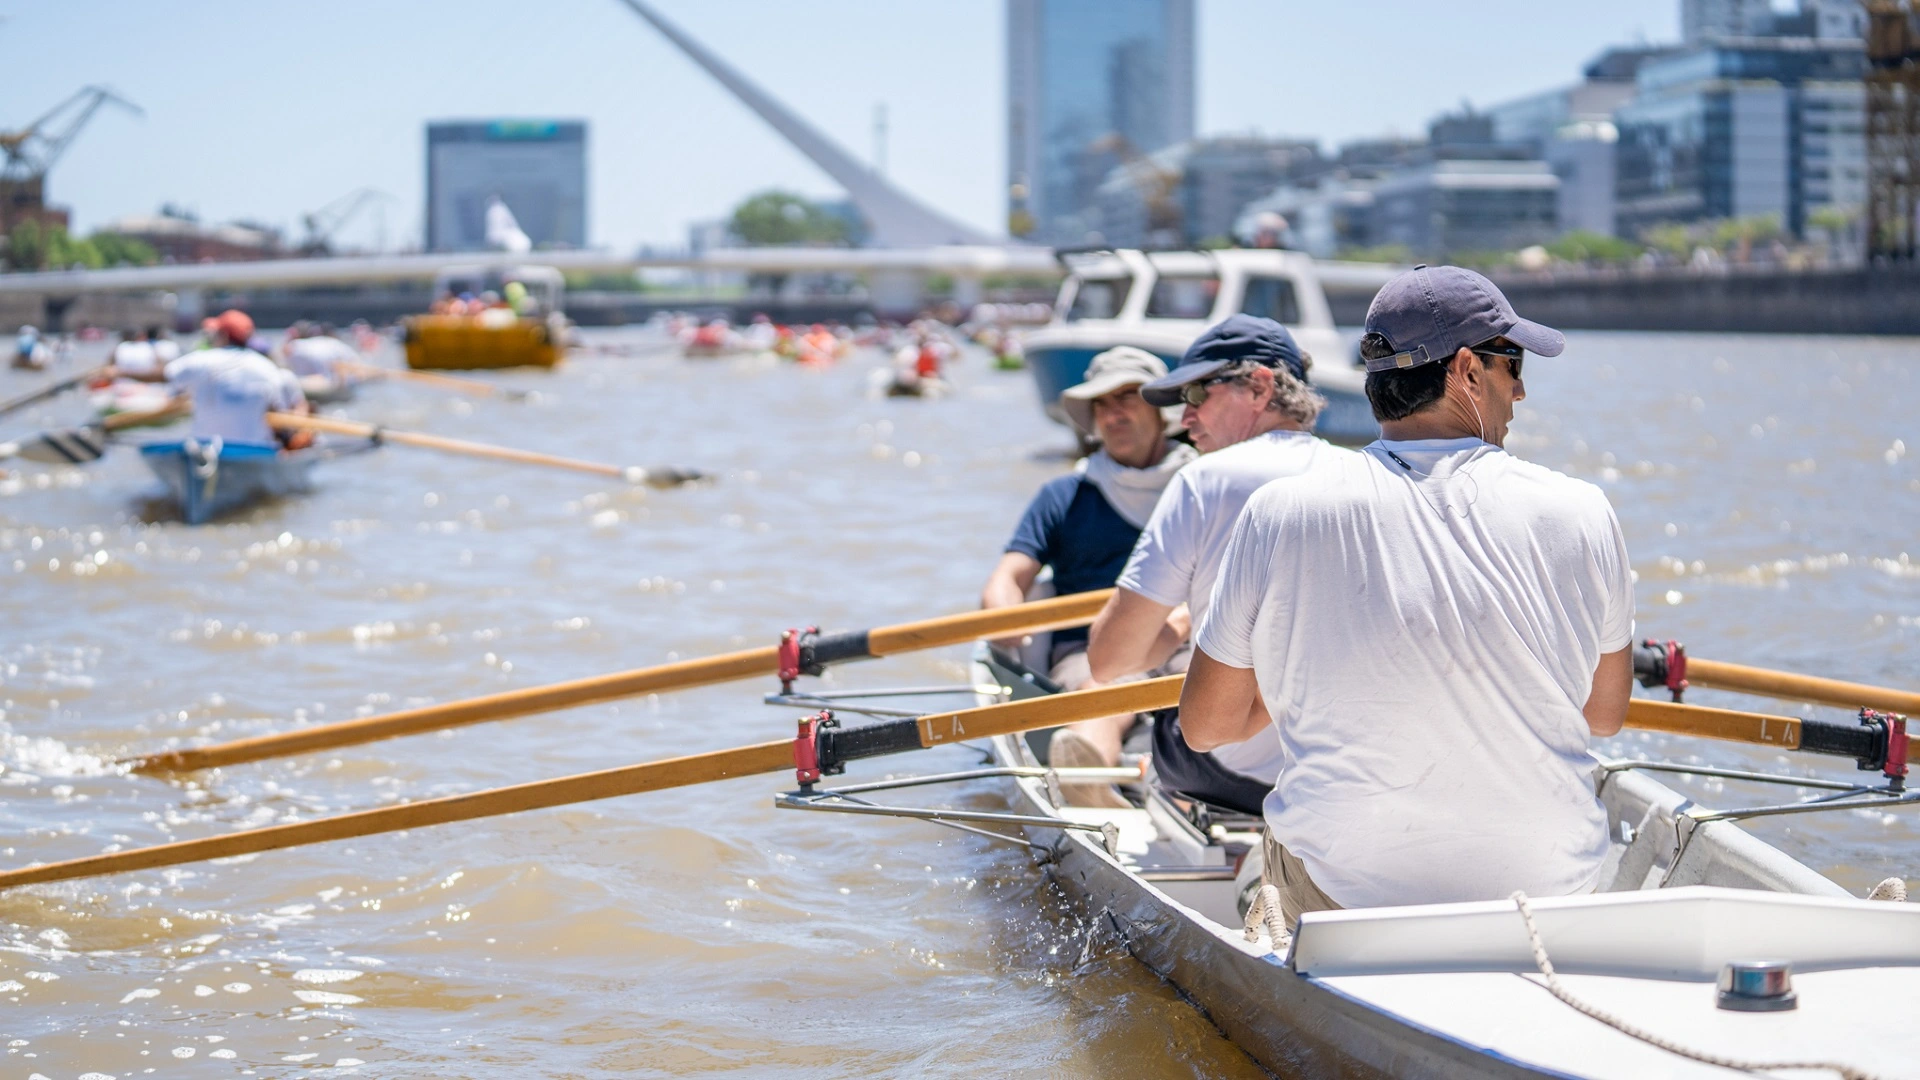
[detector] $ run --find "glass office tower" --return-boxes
[426,120,588,252]
[1007,0,1195,245]
[1614,41,1867,239]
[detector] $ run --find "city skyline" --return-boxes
[1,0,1682,251]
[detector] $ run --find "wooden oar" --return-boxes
[1,678,1178,890]
[1,402,190,465]
[264,412,700,487]
[125,589,1119,774]
[0,365,107,420]
[336,360,530,401]
[1636,639,1920,716]
[7,684,1904,893]
[1686,658,1920,717]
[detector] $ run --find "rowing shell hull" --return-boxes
[139,441,318,525]
[971,651,1919,1079]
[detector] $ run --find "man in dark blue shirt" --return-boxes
[981,347,1195,805]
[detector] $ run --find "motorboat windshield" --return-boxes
[1144,273,1219,319]
[1055,251,1134,322]
[1063,275,1132,320]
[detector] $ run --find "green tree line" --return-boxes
[3,220,158,273]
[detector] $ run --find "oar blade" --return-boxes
[14,425,111,465]
[626,465,708,488]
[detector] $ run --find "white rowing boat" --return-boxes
[895,648,1918,1079]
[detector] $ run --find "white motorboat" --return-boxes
[1020,249,1378,445]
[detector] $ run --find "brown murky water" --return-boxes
[0,327,1913,1077]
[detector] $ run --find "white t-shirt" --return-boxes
[1118,428,1343,780]
[112,339,159,376]
[152,338,181,364]
[165,348,304,447]
[1196,438,1635,909]
[286,336,358,378]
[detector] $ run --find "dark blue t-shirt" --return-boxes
[1004,474,1141,648]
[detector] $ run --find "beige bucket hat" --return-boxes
[1060,346,1174,437]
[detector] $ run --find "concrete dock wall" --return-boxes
[1324,265,1920,336]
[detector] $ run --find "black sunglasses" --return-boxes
[1178,371,1243,408]
[1471,340,1524,380]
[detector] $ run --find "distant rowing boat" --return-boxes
[90,381,188,428]
[139,440,320,525]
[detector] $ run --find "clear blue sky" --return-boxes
[1,0,1680,251]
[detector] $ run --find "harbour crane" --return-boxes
[0,86,143,233]
[297,187,392,256]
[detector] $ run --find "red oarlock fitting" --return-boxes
[1875,711,1908,792]
[778,626,815,694]
[1664,639,1688,702]
[793,710,832,790]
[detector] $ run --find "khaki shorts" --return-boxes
[1047,646,1095,691]
[1261,831,1342,931]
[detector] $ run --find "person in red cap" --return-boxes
[164,309,313,450]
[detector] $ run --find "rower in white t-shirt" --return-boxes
[1183,265,1635,930]
[284,324,360,379]
[164,309,310,449]
[1085,315,1346,815]
[110,329,163,381]
[149,327,181,366]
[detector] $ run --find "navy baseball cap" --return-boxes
[1361,264,1564,373]
[1140,314,1308,407]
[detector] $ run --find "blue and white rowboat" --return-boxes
[139,439,319,525]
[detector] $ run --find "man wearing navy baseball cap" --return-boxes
[1180,265,1636,936]
[1082,314,1348,816]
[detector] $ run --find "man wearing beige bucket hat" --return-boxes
[981,346,1196,806]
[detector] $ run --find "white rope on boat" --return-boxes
[1242,883,1289,951]
[1511,892,1882,1080]
[1867,877,1907,903]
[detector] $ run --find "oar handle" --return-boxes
[779,590,1116,680]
